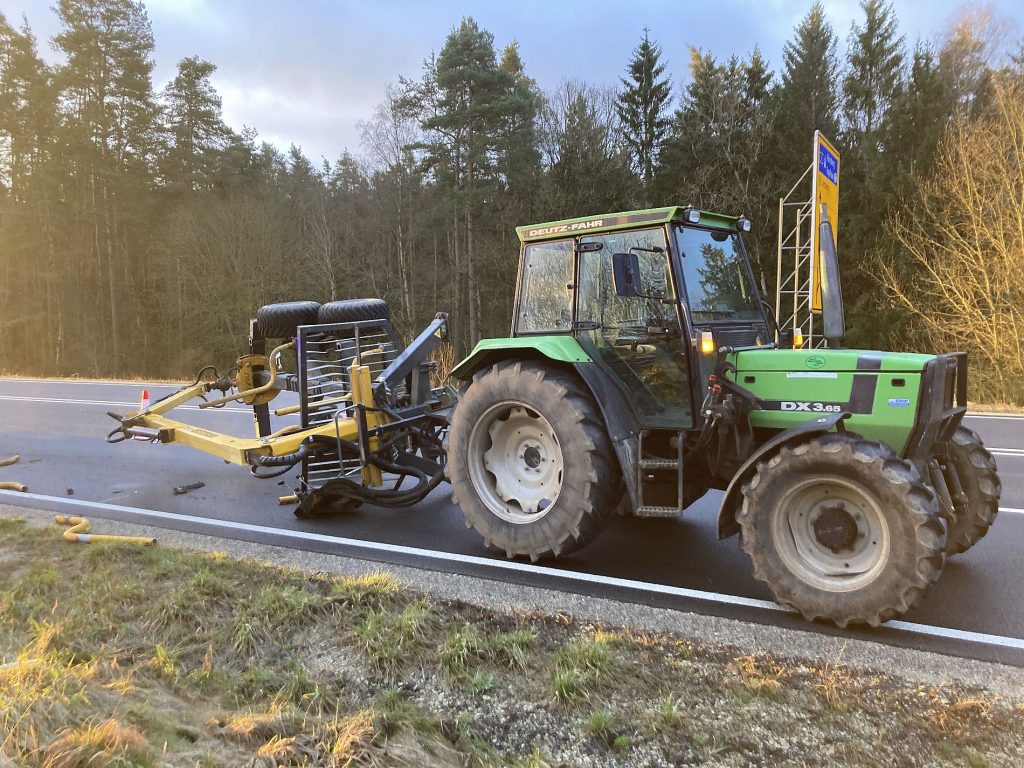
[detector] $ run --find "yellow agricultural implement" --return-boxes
[106,300,454,518]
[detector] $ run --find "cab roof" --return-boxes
[516,206,740,243]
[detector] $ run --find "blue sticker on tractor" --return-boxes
[818,144,838,184]
[888,398,911,407]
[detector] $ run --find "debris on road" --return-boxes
[54,515,155,546]
[172,481,205,495]
[0,454,27,492]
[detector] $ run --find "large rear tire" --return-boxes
[449,361,622,561]
[738,433,945,627]
[945,426,1001,555]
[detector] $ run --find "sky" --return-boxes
[2,0,1022,164]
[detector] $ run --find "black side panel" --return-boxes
[573,362,641,511]
[903,353,967,467]
[248,317,271,437]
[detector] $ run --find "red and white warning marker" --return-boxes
[139,389,151,411]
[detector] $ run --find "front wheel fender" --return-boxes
[717,411,849,539]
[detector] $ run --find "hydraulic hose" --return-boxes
[252,444,310,467]
[54,516,156,546]
[0,454,28,492]
[248,444,311,479]
[303,432,445,510]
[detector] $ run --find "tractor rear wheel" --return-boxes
[738,433,945,627]
[449,361,621,561]
[945,426,1001,555]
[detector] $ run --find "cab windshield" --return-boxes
[674,225,762,323]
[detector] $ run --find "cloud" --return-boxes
[4,0,1023,163]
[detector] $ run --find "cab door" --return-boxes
[574,227,694,429]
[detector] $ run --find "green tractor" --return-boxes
[447,205,1001,627]
[106,202,1002,629]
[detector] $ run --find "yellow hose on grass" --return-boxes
[0,454,27,492]
[54,516,156,546]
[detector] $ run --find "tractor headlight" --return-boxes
[685,208,701,224]
[737,217,752,232]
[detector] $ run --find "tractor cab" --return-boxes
[512,207,770,432]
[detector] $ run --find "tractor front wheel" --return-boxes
[449,361,621,561]
[945,426,1001,555]
[738,433,945,627]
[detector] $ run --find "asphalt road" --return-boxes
[2,377,1023,659]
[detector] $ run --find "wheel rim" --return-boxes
[771,476,890,592]
[467,401,564,524]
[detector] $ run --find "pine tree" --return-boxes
[615,30,671,190]
[840,0,904,345]
[160,56,231,192]
[53,0,159,374]
[0,14,61,370]
[495,41,541,213]
[655,47,776,269]
[405,17,531,348]
[543,82,634,218]
[844,0,903,144]
[774,3,840,176]
[938,6,1010,117]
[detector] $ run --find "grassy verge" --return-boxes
[0,517,1021,767]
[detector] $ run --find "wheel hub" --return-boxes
[469,403,564,523]
[523,445,542,469]
[812,503,860,554]
[773,477,891,592]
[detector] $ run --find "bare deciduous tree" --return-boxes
[874,78,1024,403]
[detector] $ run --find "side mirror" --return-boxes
[612,252,642,297]
[818,208,845,347]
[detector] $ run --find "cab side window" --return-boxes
[517,239,573,333]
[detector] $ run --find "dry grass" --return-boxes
[967,401,1024,415]
[40,718,151,768]
[728,653,788,697]
[428,341,457,387]
[0,517,1022,767]
[813,656,859,710]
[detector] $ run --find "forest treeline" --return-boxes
[1,1,1022,400]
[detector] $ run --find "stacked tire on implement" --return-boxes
[255,298,391,339]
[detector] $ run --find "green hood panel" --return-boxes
[450,336,592,381]
[729,348,935,373]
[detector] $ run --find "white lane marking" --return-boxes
[990,448,1024,457]
[965,413,1024,421]
[0,394,252,414]
[1000,507,1024,515]
[2,491,1023,653]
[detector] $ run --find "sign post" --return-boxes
[810,131,840,313]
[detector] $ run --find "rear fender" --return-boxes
[450,336,591,381]
[717,411,848,539]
